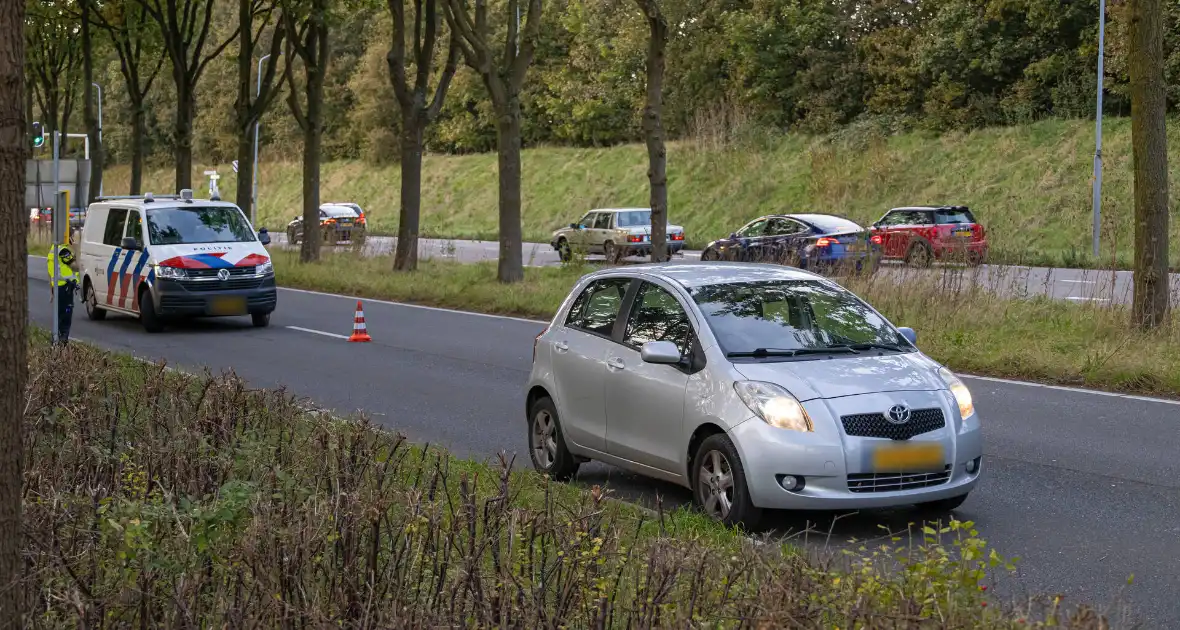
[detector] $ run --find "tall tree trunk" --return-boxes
[638,1,668,263]
[494,102,524,283]
[394,114,424,271]
[175,84,195,191]
[81,0,102,203]
[235,0,254,216]
[1128,0,1170,329]
[235,132,255,220]
[298,123,322,262]
[130,103,146,194]
[0,0,29,623]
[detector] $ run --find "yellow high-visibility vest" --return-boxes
[47,247,77,286]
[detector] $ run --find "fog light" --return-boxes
[777,475,805,491]
[965,457,980,474]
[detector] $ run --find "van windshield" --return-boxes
[147,205,256,245]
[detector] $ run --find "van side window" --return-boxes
[103,209,129,246]
[125,211,146,245]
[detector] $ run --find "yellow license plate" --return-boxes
[210,296,247,315]
[871,442,944,472]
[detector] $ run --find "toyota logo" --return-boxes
[217,269,230,281]
[886,404,911,424]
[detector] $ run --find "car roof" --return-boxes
[588,208,650,213]
[583,262,825,290]
[887,205,969,212]
[90,199,242,211]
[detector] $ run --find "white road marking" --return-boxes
[286,325,351,340]
[1065,296,1110,301]
[1061,279,1096,284]
[26,254,1179,406]
[961,374,1180,406]
[278,286,550,324]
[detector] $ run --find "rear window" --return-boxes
[800,215,862,233]
[147,205,256,245]
[934,208,976,224]
[320,205,359,218]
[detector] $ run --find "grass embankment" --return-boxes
[273,249,1180,398]
[23,335,1114,627]
[106,117,1180,268]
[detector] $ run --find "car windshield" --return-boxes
[690,280,912,357]
[615,210,652,227]
[799,215,862,233]
[320,205,358,218]
[147,205,256,245]
[934,208,976,224]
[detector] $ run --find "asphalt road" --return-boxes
[273,233,1180,306]
[26,260,1180,626]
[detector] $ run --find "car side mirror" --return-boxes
[897,327,917,345]
[570,223,582,230]
[640,340,683,365]
[258,228,271,246]
[120,236,141,251]
[729,232,738,239]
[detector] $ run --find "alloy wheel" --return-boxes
[697,449,735,520]
[531,409,558,470]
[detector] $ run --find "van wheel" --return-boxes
[692,434,761,530]
[139,288,164,333]
[252,312,271,328]
[84,280,106,321]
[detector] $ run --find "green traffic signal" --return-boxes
[31,122,43,148]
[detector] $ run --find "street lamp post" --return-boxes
[1091,0,1106,259]
[93,82,103,197]
[251,54,273,227]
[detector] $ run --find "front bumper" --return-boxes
[152,276,278,317]
[730,390,983,510]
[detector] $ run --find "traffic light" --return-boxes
[31,122,44,148]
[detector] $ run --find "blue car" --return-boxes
[701,213,880,273]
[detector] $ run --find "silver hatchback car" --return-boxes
[525,263,982,529]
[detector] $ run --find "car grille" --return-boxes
[160,295,206,310]
[186,267,257,279]
[841,408,945,441]
[178,277,265,292]
[848,466,952,493]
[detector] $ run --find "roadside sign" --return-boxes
[232,160,239,173]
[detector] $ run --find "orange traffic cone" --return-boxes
[348,300,372,342]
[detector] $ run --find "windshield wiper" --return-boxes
[845,342,909,352]
[727,346,860,358]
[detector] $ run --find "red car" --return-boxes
[869,206,987,266]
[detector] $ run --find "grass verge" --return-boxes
[272,249,1180,398]
[23,334,1117,627]
[103,117,1180,269]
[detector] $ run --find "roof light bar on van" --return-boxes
[180,189,194,202]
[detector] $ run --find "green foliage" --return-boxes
[22,340,1122,628]
[38,0,1180,165]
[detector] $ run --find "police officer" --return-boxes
[47,244,79,345]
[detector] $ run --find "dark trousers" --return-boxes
[56,282,76,344]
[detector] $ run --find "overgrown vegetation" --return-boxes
[38,0,1180,165]
[270,248,1180,397]
[22,336,1121,627]
[105,118,1180,269]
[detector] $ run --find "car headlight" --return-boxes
[155,265,187,279]
[938,367,975,420]
[733,381,813,432]
[255,261,274,277]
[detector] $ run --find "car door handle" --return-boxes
[607,357,625,371]
[554,340,569,353]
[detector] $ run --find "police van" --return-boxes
[78,189,276,333]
